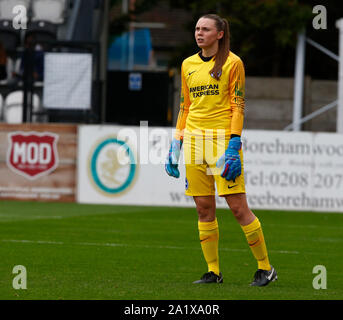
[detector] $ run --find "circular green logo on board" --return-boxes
[90,138,136,195]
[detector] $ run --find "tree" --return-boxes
[109,0,160,37]
[168,0,314,77]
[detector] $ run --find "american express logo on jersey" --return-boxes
[189,84,220,98]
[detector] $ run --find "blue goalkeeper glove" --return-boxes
[165,138,182,178]
[216,136,242,182]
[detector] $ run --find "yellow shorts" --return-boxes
[183,134,246,197]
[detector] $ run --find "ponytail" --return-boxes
[200,14,230,80]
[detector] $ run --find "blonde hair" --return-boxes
[200,14,230,80]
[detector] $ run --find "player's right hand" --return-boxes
[165,138,182,178]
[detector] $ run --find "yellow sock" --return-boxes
[198,218,220,276]
[241,217,271,271]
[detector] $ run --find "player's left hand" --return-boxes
[216,136,242,182]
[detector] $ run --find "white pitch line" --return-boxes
[0,215,63,221]
[1,239,300,254]
[3,239,64,245]
[265,223,342,230]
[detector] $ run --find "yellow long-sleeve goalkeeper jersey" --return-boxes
[175,51,245,140]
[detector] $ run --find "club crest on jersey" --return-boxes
[210,70,222,79]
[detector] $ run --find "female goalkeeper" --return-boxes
[165,14,277,286]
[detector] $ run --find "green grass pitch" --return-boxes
[0,200,342,300]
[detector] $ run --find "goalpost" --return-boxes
[336,18,343,133]
[287,18,343,133]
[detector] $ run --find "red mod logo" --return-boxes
[7,132,59,180]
